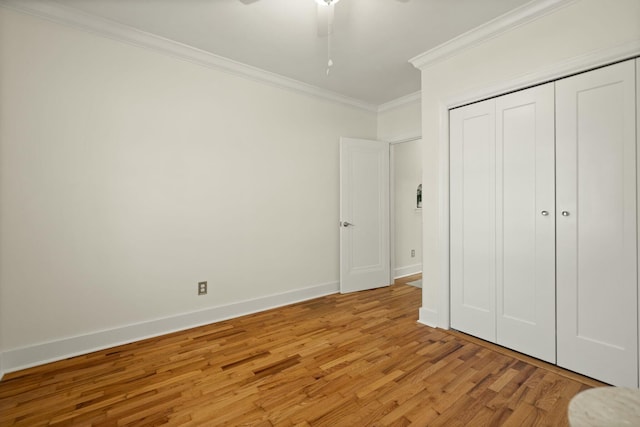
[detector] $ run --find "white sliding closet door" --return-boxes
[450,99,496,342]
[556,60,637,387]
[495,83,556,363]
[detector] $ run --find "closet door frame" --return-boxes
[637,58,640,387]
[427,48,640,332]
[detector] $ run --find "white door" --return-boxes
[450,99,497,342]
[556,60,637,387]
[340,137,390,293]
[495,83,556,363]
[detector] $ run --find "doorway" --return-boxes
[391,138,423,287]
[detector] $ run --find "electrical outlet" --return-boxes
[411,249,415,257]
[198,281,207,295]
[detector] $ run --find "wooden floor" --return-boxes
[0,275,604,426]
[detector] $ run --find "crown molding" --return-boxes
[409,0,577,70]
[0,0,378,112]
[377,91,421,113]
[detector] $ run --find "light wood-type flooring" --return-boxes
[0,275,604,426]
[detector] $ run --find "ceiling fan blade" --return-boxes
[317,4,334,37]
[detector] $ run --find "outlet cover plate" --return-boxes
[198,281,207,295]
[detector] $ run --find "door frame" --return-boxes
[339,135,422,291]
[425,45,640,330]
[389,135,422,285]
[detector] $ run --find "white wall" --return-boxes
[0,7,377,370]
[415,0,640,327]
[392,140,422,278]
[377,100,421,142]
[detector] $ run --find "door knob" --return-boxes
[541,211,549,216]
[342,221,354,227]
[561,211,570,217]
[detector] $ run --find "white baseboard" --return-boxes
[394,263,422,279]
[1,281,339,375]
[0,352,4,380]
[418,307,439,328]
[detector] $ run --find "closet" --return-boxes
[450,58,638,387]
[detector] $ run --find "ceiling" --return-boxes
[47,0,533,106]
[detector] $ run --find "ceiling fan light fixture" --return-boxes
[315,0,340,6]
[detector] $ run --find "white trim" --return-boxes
[437,102,451,330]
[0,353,4,380]
[378,91,421,113]
[394,264,422,279]
[388,134,421,145]
[431,44,640,330]
[0,0,377,113]
[409,0,577,70]
[1,281,339,374]
[418,308,439,328]
[390,145,397,285]
[636,57,640,389]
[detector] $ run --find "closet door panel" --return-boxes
[450,99,496,342]
[556,60,637,387]
[496,83,556,363]
[637,58,640,387]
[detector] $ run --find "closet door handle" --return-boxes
[541,211,549,216]
[561,211,570,217]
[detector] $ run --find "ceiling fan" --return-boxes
[238,0,341,38]
[237,0,342,74]
[315,0,340,37]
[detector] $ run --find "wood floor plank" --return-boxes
[0,274,605,426]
